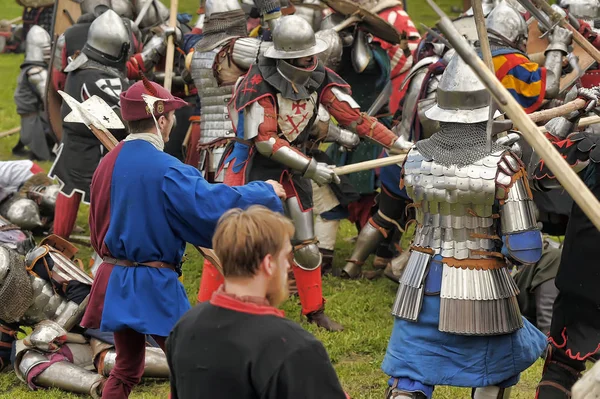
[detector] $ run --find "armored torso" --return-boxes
[191,47,236,145]
[392,146,524,336]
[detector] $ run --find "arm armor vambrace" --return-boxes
[543,50,564,99]
[27,68,48,99]
[325,122,360,148]
[311,105,360,147]
[256,138,313,172]
[53,295,89,331]
[140,35,167,71]
[232,38,273,70]
[500,178,539,235]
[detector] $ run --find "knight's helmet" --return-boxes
[135,0,169,29]
[264,15,328,86]
[0,197,42,231]
[560,0,600,19]
[82,9,131,69]
[24,25,51,64]
[486,0,528,52]
[111,0,135,19]
[425,52,500,123]
[26,185,60,216]
[315,29,343,72]
[79,0,110,17]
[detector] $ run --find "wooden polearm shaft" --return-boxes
[163,0,179,92]
[472,0,495,151]
[529,98,587,123]
[427,0,600,231]
[333,153,407,176]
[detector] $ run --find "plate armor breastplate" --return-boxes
[191,48,236,144]
[392,148,523,336]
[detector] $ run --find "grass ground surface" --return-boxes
[0,1,544,398]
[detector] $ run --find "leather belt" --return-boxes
[103,257,176,271]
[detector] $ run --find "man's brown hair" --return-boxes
[213,206,295,278]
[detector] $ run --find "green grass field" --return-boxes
[0,1,544,398]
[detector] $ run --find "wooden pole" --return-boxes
[333,153,407,176]
[531,0,600,64]
[428,0,600,231]
[163,0,179,92]
[471,0,496,151]
[529,98,587,123]
[0,126,19,138]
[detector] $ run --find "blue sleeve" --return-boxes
[162,164,284,248]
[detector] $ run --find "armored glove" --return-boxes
[546,26,573,55]
[158,24,182,43]
[24,320,68,352]
[332,127,360,150]
[495,132,522,158]
[572,360,600,399]
[577,86,600,113]
[304,159,341,186]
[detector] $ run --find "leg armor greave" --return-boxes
[16,350,104,398]
[314,215,340,252]
[472,386,511,399]
[342,215,390,278]
[284,198,321,271]
[100,347,169,379]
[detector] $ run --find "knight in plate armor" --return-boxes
[342,31,451,280]
[49,10,131,241]
[12,25,53,161]
[315,4,403,275]
[485,0,573,112]
[0,160,59,234]
[529,92,600,398]
[0,236,169,397]
[191,0,284,302]
[381,53,547,399]
[223,15,406,331]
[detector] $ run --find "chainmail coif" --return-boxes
[416,122,508,167]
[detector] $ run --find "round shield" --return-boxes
[320,0,401,44]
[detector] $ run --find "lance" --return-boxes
[426,0,600,231]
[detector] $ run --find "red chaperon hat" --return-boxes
[120,77,189,122]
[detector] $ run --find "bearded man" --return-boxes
[167,206,348,399]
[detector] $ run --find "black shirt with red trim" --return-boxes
[166,292,347,399]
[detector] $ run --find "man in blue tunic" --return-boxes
[80,78,285,399]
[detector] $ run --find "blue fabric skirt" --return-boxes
[101,266,191,337]
[382,293,547,390]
